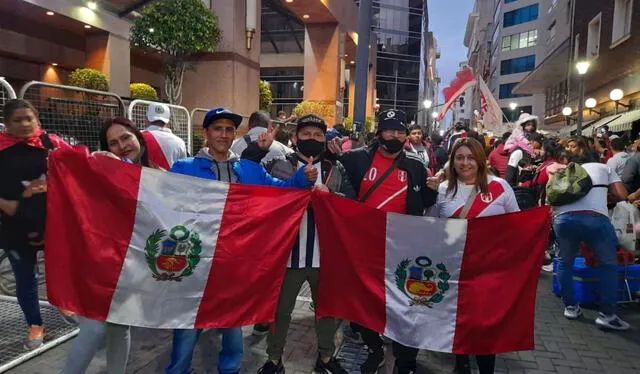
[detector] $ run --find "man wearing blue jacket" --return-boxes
[165,107,316,374]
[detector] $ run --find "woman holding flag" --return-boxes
[0,99,71,350]
[62,117,155,374]
[430,137,519,374]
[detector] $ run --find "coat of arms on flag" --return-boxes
[395,256,450,307]
[145,225,202,281]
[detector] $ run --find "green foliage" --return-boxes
[130,0,222,104]
[130,83,158,100]
[144,229,166,276]
[259,81,273,111]
[395,259,411,297]
[343,117,374,133]
[130,0,221,56]
[192,130,205,152]
[68,68,109,91]
[294,101,332,120]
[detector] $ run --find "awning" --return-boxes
[581,114,621,136]
[606,109,640,132]
[558,119,598,137]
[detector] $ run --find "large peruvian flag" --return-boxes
[45,147,309,329]
[438,68,477,121]
[312,193,551,355]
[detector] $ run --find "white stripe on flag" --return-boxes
[384,214,468,352]
[106,169,230,329]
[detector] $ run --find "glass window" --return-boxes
[499,83,533,99]
[501,30,537,51]
[500,55,536,75]
[504,4,539,27]
[502,105,533,121]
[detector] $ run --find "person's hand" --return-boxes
[313,184,330,193]
[257,124,279,151]
[304,157,318,183]
[426,177,440,191]
[91,151,120,160]
[22,180,47,198]
[327,138,344,155]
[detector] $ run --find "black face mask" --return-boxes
[296,139,326,158]
[379,138,404,153]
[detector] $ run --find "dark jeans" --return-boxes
[7,249,42,326]
[353,323,418,372]
[455,354,495,374]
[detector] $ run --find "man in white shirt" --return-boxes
[143,103,188,169]
[230,111,293,164]
[553,160,630,330]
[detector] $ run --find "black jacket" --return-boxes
[336,143,437,216]
[264,153,356,199]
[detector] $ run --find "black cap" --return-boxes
[377,109,407,133]
[296,114,327,133]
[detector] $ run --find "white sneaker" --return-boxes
[564,305,582,320]
[595,313,630,331]
[541,264,554,272]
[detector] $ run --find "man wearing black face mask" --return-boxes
[327,109,438,374]
[258,114,355,374]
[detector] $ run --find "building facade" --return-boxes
[515,0,640,136]
[465,0,547,126]
[371,0,433,124]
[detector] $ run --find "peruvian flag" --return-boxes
[438,68,477,121]
[45,147,309,329]
[312,193,551,354]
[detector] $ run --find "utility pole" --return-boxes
[353,0,373,137]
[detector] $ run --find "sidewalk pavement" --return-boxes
[6,273,640,374]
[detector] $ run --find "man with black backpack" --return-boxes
[547,152,630,330]
[230,111,293,164]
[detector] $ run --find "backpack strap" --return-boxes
[359,156,403,203]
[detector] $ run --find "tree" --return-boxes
[130,83,158,100]
[130,0,222,104]
[259,81,273,112]
[68,68,109,91]
[343,116,375,133]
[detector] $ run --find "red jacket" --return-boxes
[488,144,509,178]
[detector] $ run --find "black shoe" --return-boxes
[252,323,270,336]
[454,363,471,374]
[360,349,385,374]
[314,356,347,374]
[258,360,285,374]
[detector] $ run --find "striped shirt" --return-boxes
[288,161,322,268]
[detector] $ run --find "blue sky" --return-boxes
[428,0,475,104]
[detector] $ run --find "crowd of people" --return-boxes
[0,98,636,374]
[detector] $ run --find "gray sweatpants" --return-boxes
[63,317,130,374]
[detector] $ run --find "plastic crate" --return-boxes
[552,257,640,304]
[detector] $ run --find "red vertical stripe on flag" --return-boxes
[194,184,310,328]
[45,147,141,320]
[452,207,551,354]
[313,193,387,333]
[142,131,171,170]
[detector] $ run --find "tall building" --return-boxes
[369,0,433,124]
[465,0,547,126]
[515,0,640,136]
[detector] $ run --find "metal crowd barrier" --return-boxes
[127,99,192,154]
[0,77,17,124]
[190,108,210,153]
[19,81,125,151]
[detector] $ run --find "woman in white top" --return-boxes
[431,138,519,374]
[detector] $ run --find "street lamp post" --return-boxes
[509,102,518,122]
[562,106,573,128]
[610,89,628,114]
[576,61,591,135]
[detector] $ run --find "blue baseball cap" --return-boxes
[203,107,243,128]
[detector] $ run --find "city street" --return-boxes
[6,273,640,374]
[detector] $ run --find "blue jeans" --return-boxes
[7,249,42,326]
[553,213,618,315]
[165,328,244,374]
